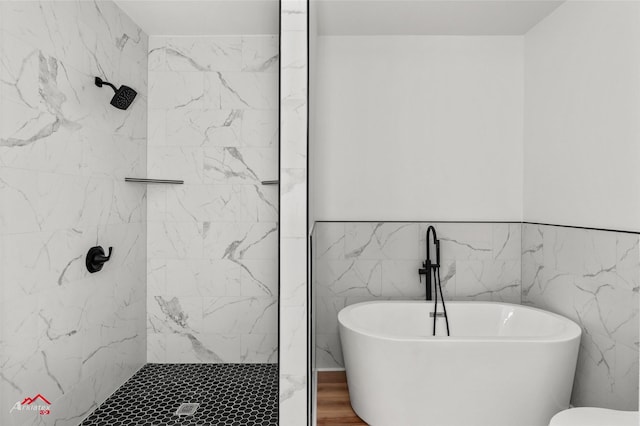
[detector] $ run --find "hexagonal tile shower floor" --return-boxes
[81,364,278,426]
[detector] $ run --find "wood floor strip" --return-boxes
[317,371,368,425]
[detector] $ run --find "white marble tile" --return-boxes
[203,222,278,260]
[281,168,307,238]
[492,223,521,260]
[165,184,277,223]
[572,330,617,408]
[165,259,242,297]
[148,71,215,109]
[203,147,278,184]
[241,109,278,148]
[85,136,146,181]
[279,374,307,426]
[281,69,307,101]
[578,275,638,347]
[281,238,307,307]
[202,296,277,334]
[1,294,41,361]
[2,229,93,301]
[455,260,521,302]
[521,223,544,303]
[147,108,167,147]
[147,146,203,184]
[280,32,306,71]
[146,184,166,223]
[239,259,279,297]
[147,334,166,363]
[219,72,278,110]
[147,295,203,335]
[315,259,382,299]
[166,109,243,147]
[0,2,147,423]
[316,333,344,369]
[165,333,240,363]
[165,37,242,72]
[147,221,203,259]
[242,36,279,73]
[345,223,419,260]
[2,1,147,83]
[280,306,307,376]
[240,333,278,363]
[613,342,639,409]
[108,181,146,225]
[281,1,308,31]
[615,234,640,291]
[0,167,40,234]
[421,222,493,261]
[521,223,639,410]
[147,35,279,365]
[381,260,456,300]
[314,222,345,260]
[281,99,308,168]
[148,37,166,72]
[543,226,617,276]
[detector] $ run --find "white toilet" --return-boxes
[549,407,639,426]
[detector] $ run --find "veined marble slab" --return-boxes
[0,1,148,425]
[146,35,279,364]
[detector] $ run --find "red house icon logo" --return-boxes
[21,394,51,406]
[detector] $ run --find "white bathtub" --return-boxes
[338,301,581,426]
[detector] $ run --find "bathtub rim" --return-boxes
[338,300,582,344]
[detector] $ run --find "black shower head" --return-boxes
[94,77,137,110]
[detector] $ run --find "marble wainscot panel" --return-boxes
[522,223,639,410]
[279,1,309,424]
[313,222,522,369]
[0,1,147,425]
[146,35,279,364]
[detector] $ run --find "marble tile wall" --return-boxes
[279,1,309,424]
[522,223,639,410]
[312,222,639,411]
[146,35,279,364]
[0,1,148,425]
[312,222,521,369]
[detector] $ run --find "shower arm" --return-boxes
[94,77,118,93]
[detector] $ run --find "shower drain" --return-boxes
[175,403,199,416]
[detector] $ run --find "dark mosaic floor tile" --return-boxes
[81,364,278,426]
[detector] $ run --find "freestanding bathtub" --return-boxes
[338,301,581,426]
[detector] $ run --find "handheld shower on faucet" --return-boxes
[418,226,450,336]
[418,226,439,301]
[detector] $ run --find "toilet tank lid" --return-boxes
[549,408,639,426]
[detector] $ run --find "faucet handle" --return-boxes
[418,267,428,283]
[86,246,113,273]
[103,247,113,261]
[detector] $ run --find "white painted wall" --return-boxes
[313,36,524,221]
[524,1,640,232]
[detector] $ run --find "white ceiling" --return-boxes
[114,0,280,36]
[114,0,564,37]
[315,0,565,36]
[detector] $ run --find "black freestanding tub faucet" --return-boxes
[418,226,440,301]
